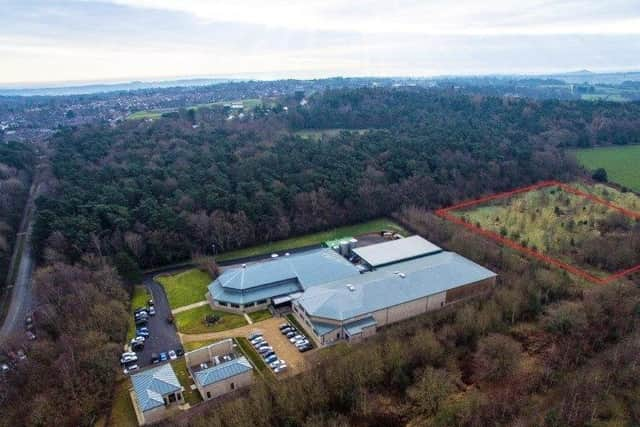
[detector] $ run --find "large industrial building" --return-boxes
[207,236,496,346]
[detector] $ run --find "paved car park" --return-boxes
[244,318,309,376]
[122,273,183,372]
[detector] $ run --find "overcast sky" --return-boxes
[1,0,640,85]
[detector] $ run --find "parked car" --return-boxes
[134,307,148,315]
[151,353,160,364]
[24,315,34,331]
[258,346,273,354]
[289,335,304,343]
[148,299,154,307]
[159,352,168,362]
[25,331,36,340]
[274,364,288,374]
[135,317,148,326]
[295,340,310,348]
[250,336,265,345]
[123,364,139,375]
[248,332,262,340]
[135,329,150,338]
[256,342,270,349]
[131,342,144,352]
[130,336,145,345]
[298,344,313,353]
[120,354,138,365]
[264,354,278,363]
[0,363,9,374]
[175,348,184,357]
[168,350,177,360]
[148,306,156,316]
[278,323,290,330]
[262,351,275,359]
[269,360,282,369]
[281,327,294,334]
[285,331,297,338]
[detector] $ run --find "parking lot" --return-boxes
[245,317,311,376]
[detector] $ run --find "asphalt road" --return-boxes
[132,272,183,367]
[0,178,40,343]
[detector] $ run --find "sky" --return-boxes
[1,0,640,85]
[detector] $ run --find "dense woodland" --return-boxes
[33,87,640,273]
[2,87,640,426]
[0,141,34,286]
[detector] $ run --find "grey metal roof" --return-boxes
[344,316,377,336]
[209,249,360,305]
[311,320,339,336]
[130,363,182,412]
[193,356,253,387]
[297,251,496,321]
[352,236,442,267]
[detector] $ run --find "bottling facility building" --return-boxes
[207,236,496,346]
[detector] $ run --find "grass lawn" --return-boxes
[216,218,406,262]
[573,145,640,191]
[127,286,149,341]
[126,110,165,120]
[248,309,272,323]
[175,305,247,335]
[156,269,211,309]
[235,337,274,380]
[170,358,203,406]
[108,380,137,427]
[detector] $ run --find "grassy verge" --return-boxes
[183,338,222,352]
[170,358,203,406]
[107,380,137,427]
[235,337,274,380]
[127,286,149,341]
[573,145,640,192]
[216,218,406,262]
[286,314,315,349]
[248,309,272,323]
[175,305,247,335]
[155,268,211,309]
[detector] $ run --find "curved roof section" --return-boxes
[210,248,360,293]
[297,251,496,321]
[130,364,182,412]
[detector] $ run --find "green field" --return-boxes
[248,309,272,323]
[175,305,247,335]
[574,145,640,191]
[155,269,211,309]
[170,358,203,405]
[107,380,137,427]
[215,218,406,262]
[453,183,640,278]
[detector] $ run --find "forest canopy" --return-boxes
[32,88,640,270]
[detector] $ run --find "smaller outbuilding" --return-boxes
[130,363,184,425]
[185,339,254,401]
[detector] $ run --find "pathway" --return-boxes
[171,300,208,315]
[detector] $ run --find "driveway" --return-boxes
[134,273,183,367]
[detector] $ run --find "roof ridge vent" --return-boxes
[398,272,406,278]
[241,264,247,268]
[346,284,355,291]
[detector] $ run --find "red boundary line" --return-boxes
[436,180,640,285]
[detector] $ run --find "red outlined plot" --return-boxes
[436,180,640,284]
